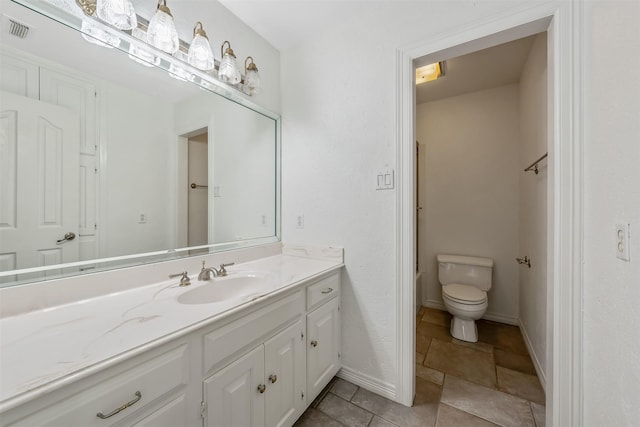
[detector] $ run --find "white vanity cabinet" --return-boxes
[305,274,342,403]
[201,292,307,427]
[0,268,342,427]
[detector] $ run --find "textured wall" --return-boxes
[417,84,521,324]
[583,1,640,424]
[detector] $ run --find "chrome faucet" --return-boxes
[198,261,235,281]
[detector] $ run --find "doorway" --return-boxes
[187,132,209,248]
[395,4,585,426]
[414,32,548,424]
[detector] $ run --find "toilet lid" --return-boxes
[443,284,487,304]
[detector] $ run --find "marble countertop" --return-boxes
[0,252,342,412]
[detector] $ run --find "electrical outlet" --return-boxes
[296,214,304,229]
[139,213,147,224]
[615,223,630,261]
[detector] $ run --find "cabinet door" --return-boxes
[306,297,341,402]
[204,345,265,427]
[264,318,306,427]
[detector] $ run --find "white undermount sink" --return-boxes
[177,273,274,305]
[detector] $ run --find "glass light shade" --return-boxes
[96,0,137,30]
[128,28,160,67]
[243,68,261,96]
[168,51,192,82]
[188,33,215,71]
[218,53,241,85]
[147,6,179,54]
[81,20,121,48]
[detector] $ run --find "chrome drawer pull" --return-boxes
[96,391,142,419]
[321,288,333,294]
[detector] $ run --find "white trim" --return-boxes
[396,2,583,425]
[337,367,396,401]
[520,319,547,393]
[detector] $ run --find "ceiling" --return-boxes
[416,35,536,104]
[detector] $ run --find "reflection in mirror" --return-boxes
[0,0,280,287]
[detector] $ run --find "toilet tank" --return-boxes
[437,254,493,291]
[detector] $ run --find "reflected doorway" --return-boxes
[188,132,209,247]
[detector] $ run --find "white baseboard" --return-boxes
[337,366,397,402]
[423,300,518,326]
[519,320,547,393]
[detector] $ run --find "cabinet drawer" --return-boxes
[7,345,189,427]
[203,291,304,375]
[306,273,340,311]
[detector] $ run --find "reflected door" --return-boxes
[0,91,80,275]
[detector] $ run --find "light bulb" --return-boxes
[243,57,261,96]
[96,0,137,30]
[218,41,241,85]
[147,0,179,54]
[187,22,214,71]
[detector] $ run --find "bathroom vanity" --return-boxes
[0,247,343,427]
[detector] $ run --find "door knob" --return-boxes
[56,232,76,244]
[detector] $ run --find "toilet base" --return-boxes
[450,317,479,343]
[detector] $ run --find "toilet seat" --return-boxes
[442,284,487,305]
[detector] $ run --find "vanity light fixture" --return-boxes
[187,21,215,71]
[416,61,445,84]
[96,0,137,30]
[147,0,179,54]
[218,40,241,85]
[242,56,261,96]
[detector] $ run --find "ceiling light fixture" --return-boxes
[416,61,445,84]
[187,21,214,71]
[242,56,261,96]
[218,40,241,85]
[147,0,179,54]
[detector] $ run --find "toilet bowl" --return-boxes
[437,255,494,343]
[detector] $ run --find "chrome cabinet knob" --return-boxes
[310,340,318,348]
[257,384,266,394]
[269,374,277,384]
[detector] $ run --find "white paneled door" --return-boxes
[0,91,80,275]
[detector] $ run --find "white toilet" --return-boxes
[437,254,494,343]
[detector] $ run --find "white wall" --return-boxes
[103,82,175,257]
[583,1,640,424]
[518,33,548,385]
[416,84,521,324]
[281,0,548,396]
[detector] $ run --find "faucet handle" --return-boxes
[169,271,191,287]
[219,262,235,276]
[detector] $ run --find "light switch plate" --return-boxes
[615,223,630,261]
[376,169,395,190]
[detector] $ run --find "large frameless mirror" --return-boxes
[0,0,280,287]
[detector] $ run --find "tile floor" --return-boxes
[295,307,545,427]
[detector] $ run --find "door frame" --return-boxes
[395,2,583,426]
